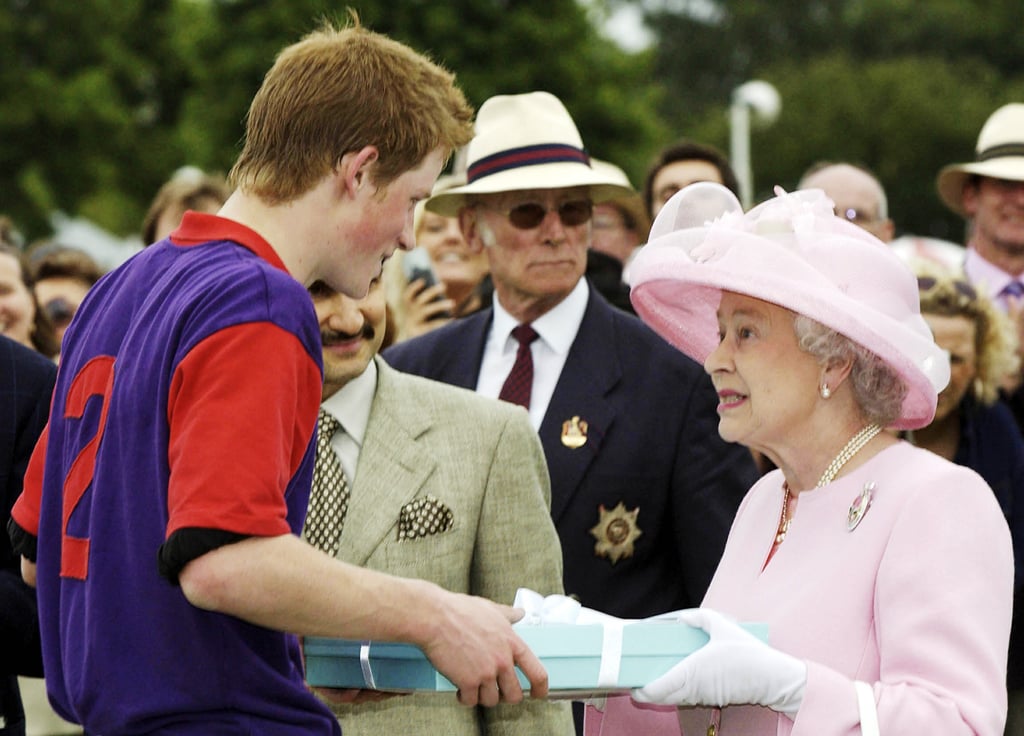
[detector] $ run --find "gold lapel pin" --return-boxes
[561,415,588,448]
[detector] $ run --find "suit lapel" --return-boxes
[335,359,436,566]
[540,292,622,523]
[432,311,492,390]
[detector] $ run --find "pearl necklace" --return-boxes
[775,423,882,545]
[817,423,883,487]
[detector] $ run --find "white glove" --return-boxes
[632,608,807,715]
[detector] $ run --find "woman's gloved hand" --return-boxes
[632,608,807,715]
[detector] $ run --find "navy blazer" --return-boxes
[384,286,759,619]
[950,395,1024,689]
[0,336,56,733]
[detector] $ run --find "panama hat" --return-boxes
[629,183,950,430]
[937,103,1024,217]
[425,91,636,217]
[590,158,651,235]
[413,170,467,236]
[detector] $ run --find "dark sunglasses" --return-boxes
[916,275,978,301]
[43,297,77,328]
[490,199,593,230]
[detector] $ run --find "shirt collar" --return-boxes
[320,359,377,448]
[170,211,289,274]
[490,279,589,356]
[964,247,1017,301]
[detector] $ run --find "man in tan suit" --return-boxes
[305,276,573,735]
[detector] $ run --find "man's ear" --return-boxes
[337,146,380,198]
[458,207,486,254]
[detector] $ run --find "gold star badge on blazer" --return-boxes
[589,502,642,563]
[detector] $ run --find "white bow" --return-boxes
[512,588,683,689]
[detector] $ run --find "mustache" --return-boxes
[321,323,375,346]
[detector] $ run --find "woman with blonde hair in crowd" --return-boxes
[905,260,1022,507]
[384,172,490,346]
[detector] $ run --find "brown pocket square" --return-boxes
[397,495,454,540]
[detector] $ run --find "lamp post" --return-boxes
[730,80,781,209]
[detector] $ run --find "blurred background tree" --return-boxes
[0,0,1021,246]
[0,0,206,237]
[643,0,1024,238]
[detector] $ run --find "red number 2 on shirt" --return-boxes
[61,356,115,580]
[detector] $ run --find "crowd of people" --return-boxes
[0,13,1022,736]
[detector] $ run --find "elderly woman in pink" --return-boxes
[588,184,1014,735]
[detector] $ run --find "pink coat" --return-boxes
[586,442,1013,735]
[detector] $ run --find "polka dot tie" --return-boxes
[498,324,538,409]
[303,409,350,555]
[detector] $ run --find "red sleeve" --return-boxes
[10,424,49,536]
[165,322,321,538]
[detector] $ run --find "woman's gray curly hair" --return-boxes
[794,315,907,428]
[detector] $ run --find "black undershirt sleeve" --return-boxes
[8,519,252,586]
[7,518,36,563]
[158,527,251,585]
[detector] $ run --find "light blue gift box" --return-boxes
[304,620,768,693]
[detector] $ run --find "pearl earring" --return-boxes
[820,384,831,399]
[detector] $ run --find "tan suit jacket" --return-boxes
[327,358,573,735]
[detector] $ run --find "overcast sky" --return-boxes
[595,2,655,51]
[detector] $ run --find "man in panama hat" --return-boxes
[938,101,1024,736]
[937,103,1024,300]
[937,103,1024,403]
[937,103,1024,414]
[384,90,759,735]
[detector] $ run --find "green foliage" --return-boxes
[350,0,663,184]
[3,0,1021,244]
[0,0,661,239]
[643,0,1024,239]
[0,0,212,238]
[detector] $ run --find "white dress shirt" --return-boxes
[319,359,377,482]
[476,279,589,431]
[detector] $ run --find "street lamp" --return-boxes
[730,80,781,209]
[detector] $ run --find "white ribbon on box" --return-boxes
[354,589,628,691]
[359,643,378,689]
[514,588,680,689]
[352,589,677,694]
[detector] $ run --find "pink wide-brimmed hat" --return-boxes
[629,183,950,430]
[425,91,636,217]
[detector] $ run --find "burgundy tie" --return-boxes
[498,324,539,409]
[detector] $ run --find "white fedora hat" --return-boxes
[937,103,1024,216]
[425,91,636,216]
